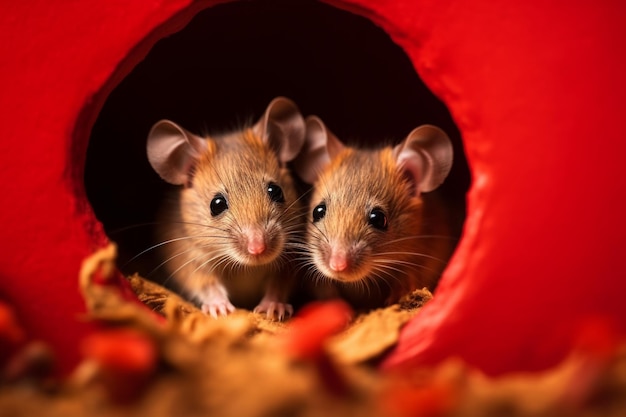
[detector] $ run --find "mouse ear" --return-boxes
[253,97,306,164]
[292,115,345,184]
[393,125,453,194]
[146,120,207,185]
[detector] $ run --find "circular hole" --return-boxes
[84,0,470,292]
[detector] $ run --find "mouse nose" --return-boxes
[329,249,349,272]
[247,229,267,256]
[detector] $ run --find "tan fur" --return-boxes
[308,147,454,310]
[157,128,302,309]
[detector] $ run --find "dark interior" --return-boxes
[84,0,470,282]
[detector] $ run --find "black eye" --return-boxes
[210,194,228,216]
[312,203,326,222]
[267,182,285,203]
[368,208,388,230]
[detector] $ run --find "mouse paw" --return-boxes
[196,282,235,318]
[201,300,235,318]
[254,300,294,321]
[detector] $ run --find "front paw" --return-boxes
[201,299,236,318]
[254,300,294,321]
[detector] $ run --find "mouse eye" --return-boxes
[267,182,285,203]
[210,194,229,216]
[368,208,388,230]
[312,203,326,222]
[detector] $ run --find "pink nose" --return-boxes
[247,231,266,256]
[248,241,266,255]
[329,250,349,272]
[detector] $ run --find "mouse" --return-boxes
[293,116,456,310]
[145,97,306,319]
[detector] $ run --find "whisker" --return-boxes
[285,241,310,250]
[191,251,228,277]
[107,221,162,235]
[309,222,329,244]
[374,266,405,284]
[378,234,458,246]
[369,261,407,277]
[109,220,232,236]
[371,258,437,274]
[302,264,329,286]
[280,188,312,217]
[161,247,226,286]
[123,234,234,267]
[373,251,446,263]
[153,245,224,284]
[293,261,313,277]
[366,271,390,293]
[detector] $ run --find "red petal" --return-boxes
[283,300,352,359]
[80,329,156,373]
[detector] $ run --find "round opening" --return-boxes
[84,0,470,297]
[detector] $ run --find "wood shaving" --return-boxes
[1,244,625,417]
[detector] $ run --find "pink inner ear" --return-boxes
[395,125,453,194]
[147,120,207,186]
[325,127,345,160]
[397,149,426,196]
[254,97,306,164]
[183,161,198,188]
[293,116,335,184]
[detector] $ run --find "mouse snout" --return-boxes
[329,248,350,272]
[326,240,360,274]
[246,227,267,256]
[315,238,370,282]
[236,224,283,266]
